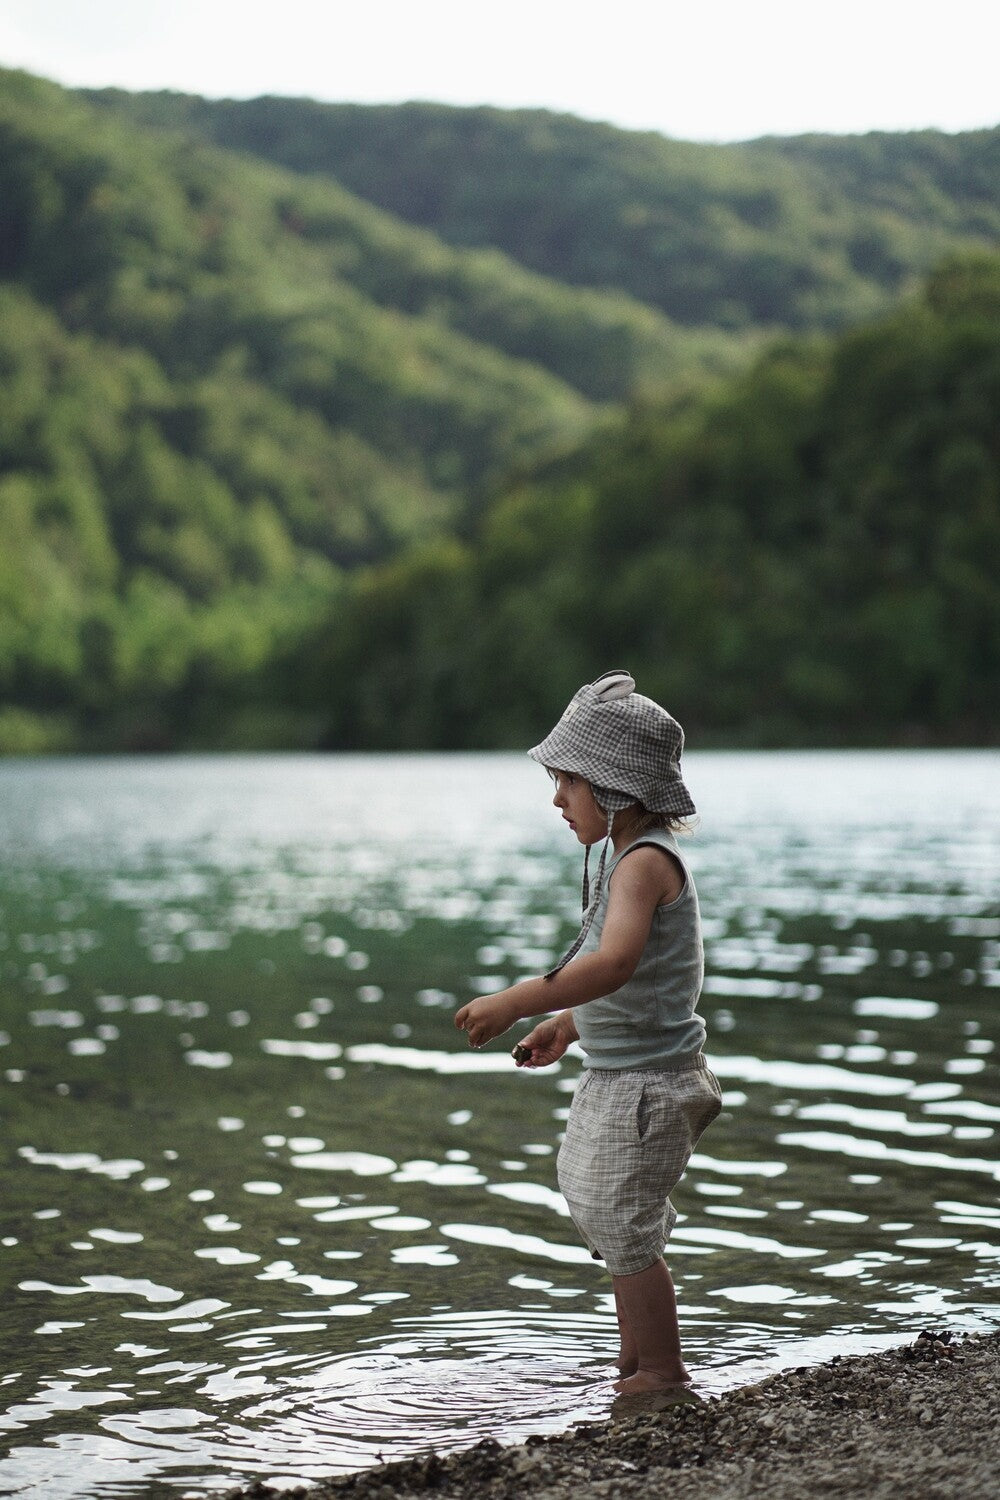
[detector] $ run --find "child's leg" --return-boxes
[613,1282,639,1376]
[611,1257,688,1392]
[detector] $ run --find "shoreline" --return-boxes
[219,1327,1000,1500]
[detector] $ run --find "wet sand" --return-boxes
[219,1328,999,1500]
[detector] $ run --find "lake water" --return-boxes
[0,751,997,1498]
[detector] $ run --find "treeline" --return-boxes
[290,255,1000,748]
[87,90,1000,333]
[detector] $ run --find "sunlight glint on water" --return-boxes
[0,751,997,1497]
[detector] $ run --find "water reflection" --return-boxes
[0,751,997,1497]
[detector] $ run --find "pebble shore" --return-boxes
[220,1328,999,1500]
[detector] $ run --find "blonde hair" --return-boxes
[607,800,697,839]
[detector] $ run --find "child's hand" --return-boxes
[454,991,521,1049]
[513,1013,575,1068]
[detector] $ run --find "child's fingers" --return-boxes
[456,1005,486,1048]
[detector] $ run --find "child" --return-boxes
[455,669,721,1394]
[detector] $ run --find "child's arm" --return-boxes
[455,845,678,1050]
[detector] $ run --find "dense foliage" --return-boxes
[88,91,1000,332]
[3,71,998,750]
[298,256,1000,748]
[1,69,740,750]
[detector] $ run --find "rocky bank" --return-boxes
[220,1328,999,1500]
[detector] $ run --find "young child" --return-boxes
[455,669,721,1394]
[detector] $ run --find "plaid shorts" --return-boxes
[556,1057,722,1276]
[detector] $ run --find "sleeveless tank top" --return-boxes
[573,828,706,1069]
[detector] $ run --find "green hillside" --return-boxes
[293,254,1000,749]
[3,70,998,752]
[0,68,749,752]
[85,91,1000,332]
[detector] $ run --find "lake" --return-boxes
[0,751,997,1498]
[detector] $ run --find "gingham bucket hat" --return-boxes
[528,670,696,974]
[528,669,696,818]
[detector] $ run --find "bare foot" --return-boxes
[613,1366,690,1395]
[617,1355,638,1378]
[610,1384,704,1422]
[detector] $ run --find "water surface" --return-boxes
[0,751,997,1497]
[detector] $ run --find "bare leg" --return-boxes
[611,1258,689,1393]
[614,1282,638,1376]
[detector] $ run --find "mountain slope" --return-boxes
[5,70,998,752]
[296,253,1000,749]
[85,90,1000,333]
[2,69,669,748]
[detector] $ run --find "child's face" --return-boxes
[551,771,608,846]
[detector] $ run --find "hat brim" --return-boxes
[527,735,696,819]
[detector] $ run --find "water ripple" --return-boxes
[0,751,996,1497]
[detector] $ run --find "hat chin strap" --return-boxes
[545,810,615,978]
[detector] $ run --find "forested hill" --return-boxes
[0,67,745,752]
[292,253,1000,751]
[2,69,998,753]
[85,91,1000,333]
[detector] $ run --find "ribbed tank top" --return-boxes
[573,828,706,1069]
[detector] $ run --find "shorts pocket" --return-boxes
[636,1083,651,1143]
[571,1074,646,1147]
[693,1070,724,1136]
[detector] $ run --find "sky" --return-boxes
[2,0,999,143]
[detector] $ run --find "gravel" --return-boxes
[219,1328,1000,1500]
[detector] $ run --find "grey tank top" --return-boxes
[574,828,706,1070]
